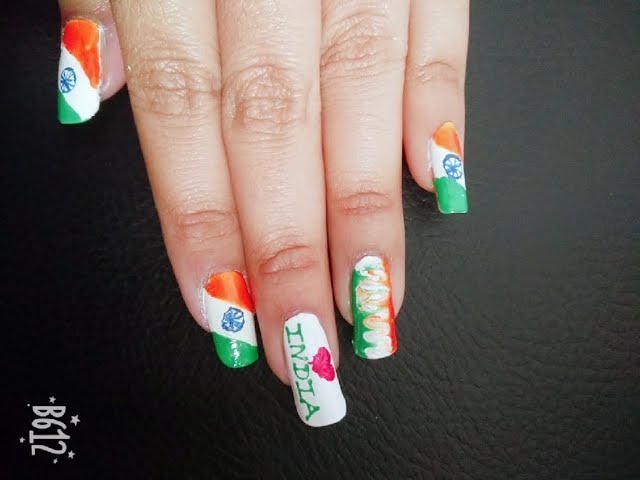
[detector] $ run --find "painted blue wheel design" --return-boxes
[59,67,77,93]
[443,154,463,179]
[221,307,245,333]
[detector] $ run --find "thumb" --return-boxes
[57,0,125,124]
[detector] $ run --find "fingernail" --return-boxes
[283,313,346,427]
[58,19,102,124]
[351,256,397,359]
[201,271,259,368]
[429,122,468,214]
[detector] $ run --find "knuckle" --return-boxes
[170,208,239,248]
[127,51,221,118]
[254,236,319,284]
[224,59,309,136]
[332,189,395,218]
[408,60,463,89]
[321,9,407,81]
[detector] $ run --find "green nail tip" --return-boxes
[351,271,377,357]
[434,177,468,214]
[57,91,85,125]
[212,332,258,369]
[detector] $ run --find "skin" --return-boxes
[58,0,469,384]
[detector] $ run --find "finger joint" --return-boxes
[407,60,463,90]
[253,236,320,285]
[224,59,310,137]
[332,189,396,218]
[321,9,407,82]
[169,207,240,249]
[127,52,221,118]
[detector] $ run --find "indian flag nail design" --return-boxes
[58,19,102,124]
[351,256,397,359]
[202,271,258,368]
[429,122,468,214]
[284,313,346,427]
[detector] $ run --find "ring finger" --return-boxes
[321,0,410,359]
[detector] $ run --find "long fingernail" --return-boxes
[58,19,102,124]
[202,271,259,368]
[283,313,346,427]
[429,122,468,214]
[351,255,397,359]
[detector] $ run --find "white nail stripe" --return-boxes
[354,255,383,274]
[284,313,346,427]
[202,294,258,347]
[429,141,467,189]
[58,46,100,121]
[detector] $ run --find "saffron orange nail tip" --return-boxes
[351,256,397,359]
[202,271,259,368]
[283,313,346,427]
[429,122,468,214]
[57,19,102,124]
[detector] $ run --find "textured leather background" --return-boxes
[4,1,640,479]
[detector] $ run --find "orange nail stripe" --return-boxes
[62,19,101,89]
[204,271,254,313]
[432,121,463,159]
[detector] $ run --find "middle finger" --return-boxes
[217,0,346,427]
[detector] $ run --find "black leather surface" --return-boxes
[4,1,640,479]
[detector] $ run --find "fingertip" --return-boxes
[176,263,261,370]
[98,23,126,100]
[336,303,353,326]
[391,279,405,324]
[282,313,346,426]
[403,91,466,189]
[57,2,125,123]
[262,308,342,387]
[265,347,291,385]
[404,133,436,192]
[177,272,214,332]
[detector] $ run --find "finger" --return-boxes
[404,0,469,213]
[217,0,346,426]
[320,0,409,359]
[57,0,126,123]
[111,0,259,368]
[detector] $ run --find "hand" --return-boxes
[56,0,469,426]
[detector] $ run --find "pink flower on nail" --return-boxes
[309,347,336,381]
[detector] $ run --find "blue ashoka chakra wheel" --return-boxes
[60,67,77,94]
[221,307,245,333]
[443,154,463,180]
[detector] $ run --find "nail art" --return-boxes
[351,256,397,359]
[283,313,346,427]
[58,19,102,124]
[429,122,468,214]
[202,271,258,368]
